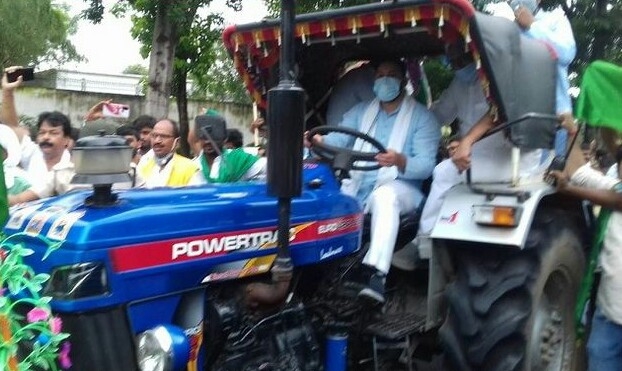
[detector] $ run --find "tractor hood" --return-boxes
[3,164,363,310]
[224,0,557,149]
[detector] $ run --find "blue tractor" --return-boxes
[6,1,589,370]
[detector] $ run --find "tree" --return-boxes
[83,0,242,155]
[171,11,225,155]
[190,44,251,104]
[0,0,81,67]
[543,0,622,68]
[122,63,148,75]
[264,0,371,15]
[83,0,244,119]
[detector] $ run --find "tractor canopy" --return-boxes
[224,0,558,149]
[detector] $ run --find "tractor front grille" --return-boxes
[60,307,137,371]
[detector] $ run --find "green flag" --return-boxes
[0,161,8,228]
[216,149,259,183]
[575,60,622,131]
[575,209,611,339]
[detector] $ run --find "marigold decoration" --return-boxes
[0,232,70,371]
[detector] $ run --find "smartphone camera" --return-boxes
[6,67,35,83]
[102,103,131,119]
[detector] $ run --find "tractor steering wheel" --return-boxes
[306,125,387,174]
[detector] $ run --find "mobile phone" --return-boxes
[6,67,34,83]
[102,103,130,119]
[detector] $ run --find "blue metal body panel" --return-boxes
[5,163,363,336]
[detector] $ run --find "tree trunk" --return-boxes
[174,68,191,157]
[145,3,178,119]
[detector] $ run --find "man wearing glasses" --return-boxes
[137,119,205,188]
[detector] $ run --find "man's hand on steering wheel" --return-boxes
[376,150,406,172]
[303,130,322,148]
[305,125,387,172]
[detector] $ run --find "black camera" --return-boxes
[195,115,227,143]
[6,67,35,83]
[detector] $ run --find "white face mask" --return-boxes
[155,152,173,167]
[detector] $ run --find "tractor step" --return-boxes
[365,312,427,339]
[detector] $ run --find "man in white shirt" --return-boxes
[7,111,78,205]
[548,142,622,370]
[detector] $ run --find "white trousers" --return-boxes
[362,180,423,274]
[418,159,464,236]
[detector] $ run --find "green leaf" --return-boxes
[7,278,22,295]
[39,296,52,304]
[32,273,51,285]
[53,333,70,341]
[18,248,34,257]
[0,295,8,308]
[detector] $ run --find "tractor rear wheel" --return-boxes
[440,210,585,371]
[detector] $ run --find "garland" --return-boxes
[0,232,71,371]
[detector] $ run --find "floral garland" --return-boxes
[0,232,71,371]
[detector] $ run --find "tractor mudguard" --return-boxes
[430,182,556,248]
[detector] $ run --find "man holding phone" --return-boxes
[1,67,138,205]
[6,67,34,84]
[1,66,49,183]
[1,67,78,205]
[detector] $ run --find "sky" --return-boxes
[60,0,268,75]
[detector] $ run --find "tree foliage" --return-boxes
[122,63,148,75]
[191,44,251,104]
[264,0,496,16]
[0,0,82,67]
[82,0,243,155]
[541,0,622,70]
[264,0,371,16]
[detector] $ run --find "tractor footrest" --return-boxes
[365,312,426,339]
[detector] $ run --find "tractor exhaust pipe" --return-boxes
[245,0,304,309]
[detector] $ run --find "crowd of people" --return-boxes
[0,66,267,207]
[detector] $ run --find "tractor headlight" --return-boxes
[43,262,108,299]
[136,325,190,371]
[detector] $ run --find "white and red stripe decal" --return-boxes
[109,213,362,273]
